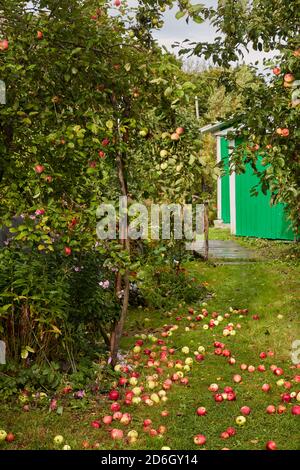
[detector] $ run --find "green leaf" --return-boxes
[175,11,186,20]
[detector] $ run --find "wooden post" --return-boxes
[204,201,209,260]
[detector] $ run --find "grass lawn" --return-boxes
[1,241,300,450]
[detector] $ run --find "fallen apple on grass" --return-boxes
[53,435,64,445]
[196,406,207,416]
[111,429,124,440]
[266,440,277,450]
[193,434,206,446]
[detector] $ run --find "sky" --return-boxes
[126,0,275,69]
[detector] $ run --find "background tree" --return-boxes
[140,0,300,235]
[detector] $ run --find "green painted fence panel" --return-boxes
[235,153,294,241]
[220,137,230,224]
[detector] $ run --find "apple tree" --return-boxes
[0,0,213,365]
[139,0,300,235]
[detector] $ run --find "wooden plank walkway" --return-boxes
[188,240,258,260]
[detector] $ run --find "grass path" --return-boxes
[1,259,299,450]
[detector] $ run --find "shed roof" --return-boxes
[200,120,237,136]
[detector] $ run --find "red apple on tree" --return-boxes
[37,31,43,40]
[272,67,281,75]
[64,247,72,256]
[0,39,9,51]
[34,164,45,174]
[284,73,295,83]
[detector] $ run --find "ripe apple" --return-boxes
[259,351,267,359]
[193,434,206,446]
[272,67,281,75]
[196,406,207,416]
[63,445,71,450]
[91,420,101,429]
[257,365,266,372]
[233,374,242,383]
[111,429,123,440]
[248,365,255,373]
[262,383,271,392]
[102,138,110,146]
[5,432,15,443]
[113,411,123,421]
[119,413,130,425]
[214,393,223,403]
[291,405,300,415]
[266,405,276,414]
[53,435,64,445]
[240,364,247,371]
[98,151,105,158]
[34,164,45,174]
[171,132,180,141]
[160,150,168,158]
[114,0,121,7]
[266,440,277,450]
[240,406,251,416]
[149,428,158,437]
[111,402,121,412]
[227,392,236,401]
[281,393,292,403]
[64,246,72,256]
[277,405,286,414]
[222,349,231,357]
[235,416,246,426]
[158,425,167,435]
[276,128,283,135]
[108,390,119,401]
[176,127,185,135]
[0,39,9,51]
[37,31,43,40]
[195,354,205,362]
[284,73,295,83]
[228,358,236,365]
[0,430,7,441]
[214,348,223,356]
[226,427,236,437]
[281,128,289,137]
[102,415,113,425]
[220,431,230,439]
[208,383,219,392]
[118,377,127,387]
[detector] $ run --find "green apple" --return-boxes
[0,430,7,441]
[139,128,148,137]
[53,435,64,445]
[235,416,246,426]
[160,149,168,158]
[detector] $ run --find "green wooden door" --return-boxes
[220,137,230,224]
[235,154,294,240]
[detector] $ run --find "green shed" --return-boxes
[200,122,295,241]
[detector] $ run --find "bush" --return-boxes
[0,248,119,365]
[139,265,207,310]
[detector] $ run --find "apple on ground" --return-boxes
[193,434,206,446]
[266,441,277,450]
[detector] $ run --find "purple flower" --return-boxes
[74,390,85,399]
